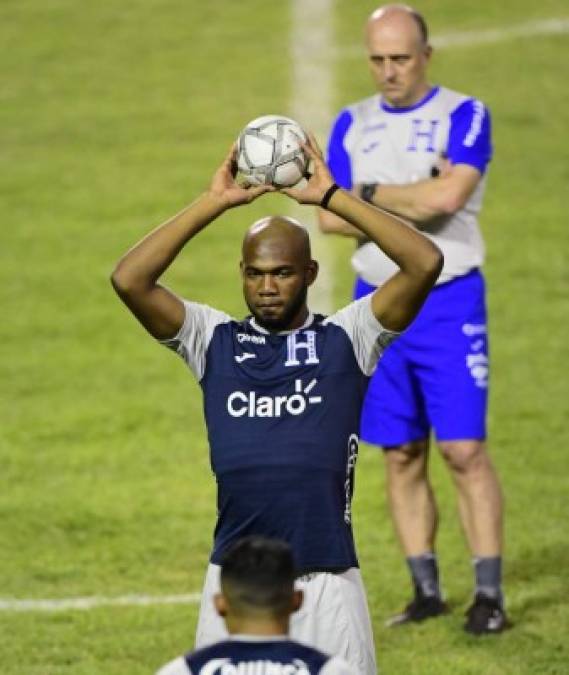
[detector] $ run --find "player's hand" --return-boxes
[208,144,275,208]
[280,133,335,205]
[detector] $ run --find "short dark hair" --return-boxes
[409,8,429,44]
[220,536,296,615]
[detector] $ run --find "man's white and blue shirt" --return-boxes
[327,85,493,286]
[162,295,397,571]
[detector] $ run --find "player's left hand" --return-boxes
[208,144,275,208]
[280,133,335,205]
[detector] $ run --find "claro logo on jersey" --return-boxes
[227,379,322,418]
[199,658,311,675]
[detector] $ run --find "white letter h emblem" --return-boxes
[284,330,319,366]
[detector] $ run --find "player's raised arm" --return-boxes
[111,145,274,340]
[282,135,443,332]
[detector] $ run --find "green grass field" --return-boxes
[1,1,569,673]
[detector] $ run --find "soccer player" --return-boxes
[111,134,442,673]
[319,4,508,634]
[156,536,356,675]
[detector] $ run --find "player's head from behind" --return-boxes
[366,4,432,108]
[214,536,303,635]
[240,216,318,332]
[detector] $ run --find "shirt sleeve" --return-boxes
[326,109,354,189]
[320,655,358,675]
[447,98,492,174]
[324,294,399,376]
[155,656,192,675]
[159,301,232,381]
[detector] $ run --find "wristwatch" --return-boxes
[360,183,378,203]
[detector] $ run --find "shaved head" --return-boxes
[242,216,311,265]
[367,5,428,46]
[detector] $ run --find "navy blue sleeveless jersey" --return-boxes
[156,637,355,674]
[162,295,397,571]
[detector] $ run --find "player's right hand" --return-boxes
[279,133,335,206]
[208,144,275,208]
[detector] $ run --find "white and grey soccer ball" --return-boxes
[236,115,308,188]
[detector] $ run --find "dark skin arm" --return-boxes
[110,146,274,339]
[283,136,443,332]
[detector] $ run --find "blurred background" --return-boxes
[1,1,568,673]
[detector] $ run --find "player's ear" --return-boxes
[214,592,228,617]
[292,589,304,613]
[306,260,319,286]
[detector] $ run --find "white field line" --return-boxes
[0,593,201,613]
[339,16,569,58]
[289,0,335,315]
[433,16,569,48]
[2,14,567,616]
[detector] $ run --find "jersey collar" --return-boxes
[249,312,315,335]
[380,85,440,114]
[229,634,289,642]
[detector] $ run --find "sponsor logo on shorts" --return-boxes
[462,323,487,336]
[466,353,489,388]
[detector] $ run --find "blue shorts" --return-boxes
[355,269,489,447]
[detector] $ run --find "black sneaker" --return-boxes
[386,593,447,627]
[464,594,509,635]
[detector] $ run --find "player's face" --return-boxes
[366,19,431,108]
[240,238,317,332]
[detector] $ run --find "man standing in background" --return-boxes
[319,4,508,634]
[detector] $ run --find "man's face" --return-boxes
[240,236,316,332]
[366,16,431,108]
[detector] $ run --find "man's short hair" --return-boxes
[409,7,428,44]
[220,536,296,615]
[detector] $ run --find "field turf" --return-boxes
[1,1,568,673]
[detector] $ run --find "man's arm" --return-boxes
[283,136,443,332]
[111,146,273,340]
[361,162,481,223]
[319,98,491,228]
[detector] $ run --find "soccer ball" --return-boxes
[236,115,308,188]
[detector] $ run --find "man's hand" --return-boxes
[280,133,335,205]
[208,143,275,209]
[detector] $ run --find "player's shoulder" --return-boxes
[343,93,382,122]
[331,94,382,133]
[155,655,191,675]
[437,85,490,115]
[323,294,373,328]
